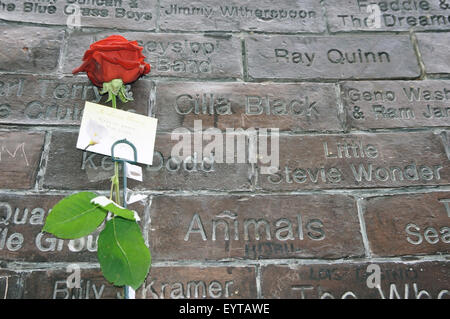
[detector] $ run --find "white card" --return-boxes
[76,102,157,165]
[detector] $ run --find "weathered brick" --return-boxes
[154,81,343,132]
[65,31,242,80]
[0,25,63,73]
[416,33,450,74]
[324,0,450,32]
[0,270,23,299]
[261,261,450,299]
[159,0,326,33]
[148,195,364,261]
[137,266,257,299]
[245,35,420,80]
[341,80,450,129]
[5,266,256,299]
[258,131,450,190]
[0,131,45,189]
[0,193,146,263]
[0,0,156,30]
[22,268,122,299]
[0,74,151,125]
[443,130,450,159]
[364,192,450,257]
[43,132,253,191]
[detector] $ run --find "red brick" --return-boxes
[416,33,450,74]
[0,131,45,189]
[246,35,419,81]
[149,195,364,261]
[0,25,63,73]
[341,80,450,129]
[138,266,257,299]
[0,193,146,263]
[261,261,450,299]
[22,268,122,299]
[159,0,325,33]
[44,132,253,191]
[364,192,450,257]
[65,31,242,79]
[0,0,156,30]
[0,74,151,125]
[154,81,342,132]
[325,0,450,32]
[0,270,23,299]
[258,131,450,190]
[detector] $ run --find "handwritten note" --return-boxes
[76,102,157,165]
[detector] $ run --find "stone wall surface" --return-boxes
[0,0,449,299]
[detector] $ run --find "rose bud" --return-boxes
[72,35,150,87]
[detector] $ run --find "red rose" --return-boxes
[72,35,150,87]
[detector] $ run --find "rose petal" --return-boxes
[71,35,151,87]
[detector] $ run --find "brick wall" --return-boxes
[0,0,449,299]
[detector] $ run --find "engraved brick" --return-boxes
[138,266,257,299]
[22,268,121,299]
[0,25,63,73]
[65,31,242,80]
[443,130,450,159]
[246,35,420,80]
[0,131,45,189]
[43,132,252,191]
[0,270,23,299]
[341,80,450,129]
[0,74,151,126]
[154,81,343,132]
[324,0,450,32]
[148,195,364,261]
[416,33,450,74]
[0,193,146,263]
[0,0,156,31]
[258,131,450,190]
[159,0,326,33]
[261,261,450,299]
[363,192,450,257]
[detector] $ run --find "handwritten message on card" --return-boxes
[77,102,157,165]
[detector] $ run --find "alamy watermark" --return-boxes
[170,120,279,175]
[66,4,82,30]
[366,4,382,29]
[66,263,81,289]
[366,264,381,289]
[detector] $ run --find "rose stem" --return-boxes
[111,93,121,206]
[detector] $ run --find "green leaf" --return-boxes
[91,196,137,221]
[43,192,107,239]
[98,217,151,290]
